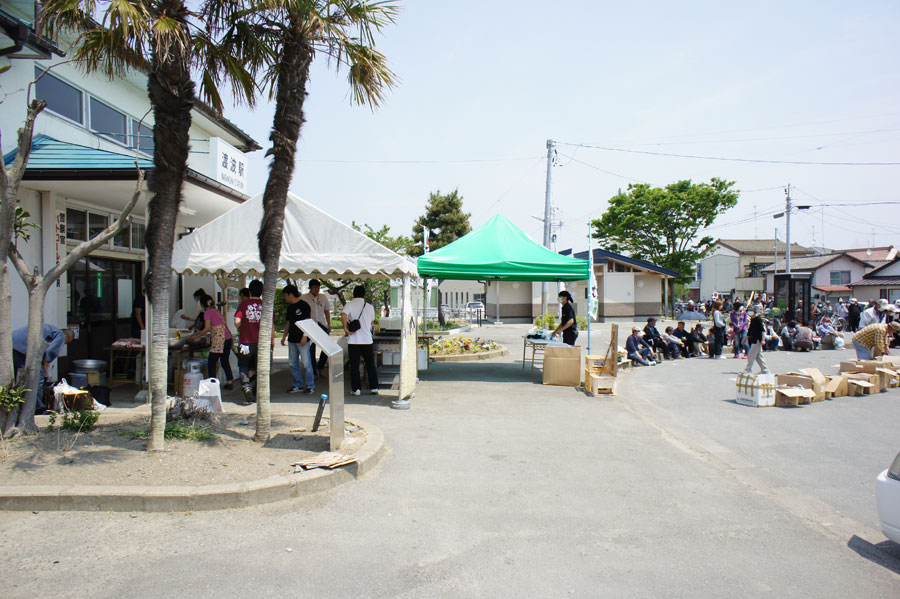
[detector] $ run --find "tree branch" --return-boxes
[7,245,33,287]
[44,168,144,288]
[7,100,46,188]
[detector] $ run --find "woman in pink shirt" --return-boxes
[188,295,236,390]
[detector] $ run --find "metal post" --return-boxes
[785,184,792,275]
[541,139,554,319]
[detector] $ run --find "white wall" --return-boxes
[699,254,739,299]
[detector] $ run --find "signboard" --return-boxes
[695,262,702,281]
[209,137,248,193]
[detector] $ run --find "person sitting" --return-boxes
[672,321,693,357]
[816,317,843,349]
[792,321,816,351]
[764,321,780,351]
[780,321,798,351]
[661,326,685,359]
[642,317,665,358]
[626,327,656,366]
[689,324,709,356]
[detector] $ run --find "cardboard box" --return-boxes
[874,367,897,393]
[824,375,848,398]
[856,360,882,374]
[798,368,827,402]
[736,372,776,407]
[848,380,876,396]
[776,387,814,407]
[844,372,882,391]
[584,355,606,372]
[877,355,900,369]
[85,370,101,386]
[543,345,582,386]
[840,361,863,373]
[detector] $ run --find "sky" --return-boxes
[225,0,900,255]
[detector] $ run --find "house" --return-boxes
[690,239,813,300]
[760,252,874,300]
[842,246,896,272]
[1,4,261,376]
[849,258,900,303]
[559,248,679,322]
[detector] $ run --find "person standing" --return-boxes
[187,295,236,390]
[860,299,887,328]
[234,279,263,404]
[551,290,578,346]
[847,298,862,332]
[12,324,73,413]
[743,308,770,374]
[281,285,314,395]
[130,289,146,339]
[342,285,378,396]
[730,303,749,358]
[711,300,727,359]
[302,279,331,376]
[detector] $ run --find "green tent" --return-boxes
[417,214,589,281]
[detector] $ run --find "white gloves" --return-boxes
[239,344,250,355]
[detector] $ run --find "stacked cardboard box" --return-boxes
[584,354,615,396]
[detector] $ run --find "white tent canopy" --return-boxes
[171,192,417,279]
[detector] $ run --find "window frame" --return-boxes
[89,96,129,147]
[34,67,84,126]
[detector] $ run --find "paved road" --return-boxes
[1,323,899,597]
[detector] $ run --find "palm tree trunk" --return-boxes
[254,24,313,442]
[145,0,195,451]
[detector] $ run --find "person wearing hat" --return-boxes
[860,298,888,329]
[847,298,862,332]
[626,326,656,366]
[816,316,843,349]
[743,307,770,374]
[835,298,848,321]
[301,279,331,376]
[852,321,900,360]
[642,317,666,358]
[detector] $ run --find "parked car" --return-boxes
[439,304,452,318]
[876,451,900,543]
[466,301,485,317]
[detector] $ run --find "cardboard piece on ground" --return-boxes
[543,345,582,386]
[798,368,827,402]
[840,361,863,373]
[847,380,876,396]
[878,355,900,368]
[776,373,816,403]
[844,372,881,391]
[856,360,882,374]
[874,367,897,392]
[776,387,814,407]
[736,372,776,407]
[824,375,848,398]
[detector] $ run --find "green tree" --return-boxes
[42,0,260,450]
[214,0,397,441]
[591,178,738,282]
[410,189,471,257]
[352,221,414,313]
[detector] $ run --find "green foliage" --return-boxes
[124,420,215,441]
[0,384,29,411]
[591,178,739,282]
[351,221,415,312]
[410,189,472,257]
[534,314,557,330]
[576,316,589,330]
[47,410,100,432]
[274,284,287,329]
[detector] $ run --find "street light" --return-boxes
[772,184,809,274]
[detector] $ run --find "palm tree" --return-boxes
[40,0,260,449]
[212,0,398,441]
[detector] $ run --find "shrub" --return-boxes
[47,410,100,432]
[0,384,28,412]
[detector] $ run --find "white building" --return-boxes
[1,5,260,375]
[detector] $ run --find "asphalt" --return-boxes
[1,322,899,597]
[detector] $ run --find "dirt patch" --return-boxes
[0,414,367,487]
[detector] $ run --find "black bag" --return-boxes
[347,303,366,333]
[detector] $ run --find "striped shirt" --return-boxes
[852,323,892,353]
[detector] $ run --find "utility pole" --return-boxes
[774,227,778,278]
[541,139,555,317]
[785,184,792,274]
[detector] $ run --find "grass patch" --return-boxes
[122,420,216,441]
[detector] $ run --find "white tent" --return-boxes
[171,192,417,279]
[170,192,418,413]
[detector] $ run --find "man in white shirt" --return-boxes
[301,279,331,376]
[342,285,378,395]
[860,298,887,328]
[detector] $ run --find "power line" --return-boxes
[554,141,900,166]
[599,126,900,148]
[557,152,653,184]
[296,156,544,164]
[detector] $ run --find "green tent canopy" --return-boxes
[417,215,589,281]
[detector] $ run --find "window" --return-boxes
[131,119,154,154]
[66,208,86,241]
[131,222,146,250]
[34,67,83,124]
[830,271,851,285]
[113,223,130,248]
[88,213,108,239]
[90,98,128,144]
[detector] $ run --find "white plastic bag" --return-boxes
[194,377,225,413]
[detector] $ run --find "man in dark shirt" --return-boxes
[281,284,314,394]
[552,291,578,345]
[626,327,656,366]
[642,317,665,357]
[130,291,146,338]
[671,321,693,357]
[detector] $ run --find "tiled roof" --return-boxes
[842,246,896,262]
[3,135,154,172]
[760,253,869,272]
[717,239,813,255]
[849,277,900,287]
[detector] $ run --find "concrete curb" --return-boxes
[430,346,509,363]
[0,418,385,513]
